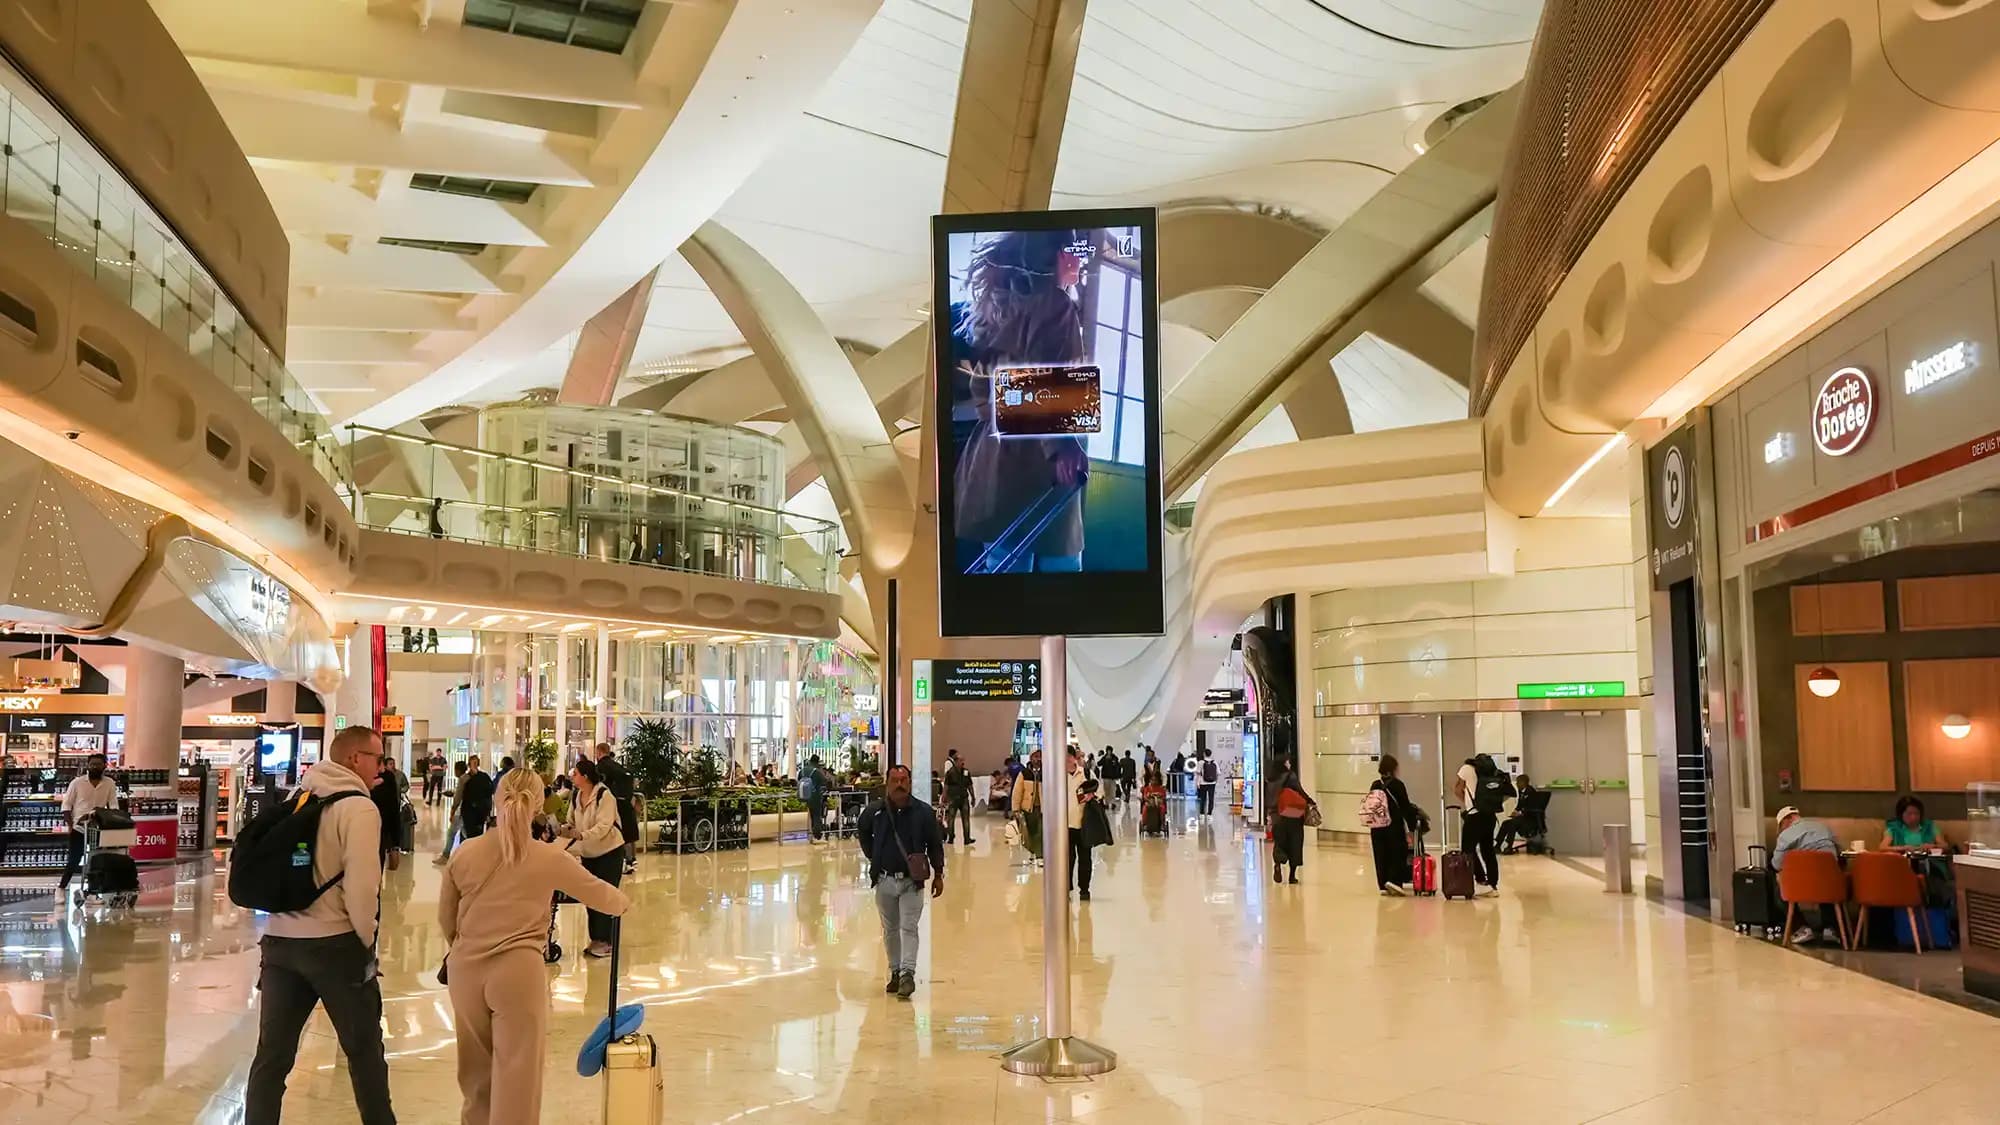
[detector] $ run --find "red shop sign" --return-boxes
[1812,366,1875,457]
[129,815,177,861]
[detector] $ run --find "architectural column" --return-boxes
[263,679,296,724]
[1292,589,1316,810]
[783,641,800,776]
[121,644,184,770]
[331,626,374,731]
[594,625,612,746]
[554,633,571,759]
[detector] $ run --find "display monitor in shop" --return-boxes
[931,207,1164,638]
[258,727,298,780]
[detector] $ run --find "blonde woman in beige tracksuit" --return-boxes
[440,768,630,1125]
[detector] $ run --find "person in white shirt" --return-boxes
[245,726,394,1125]
[559,757,627,958]
[59,753,120,890]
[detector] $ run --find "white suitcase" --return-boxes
[601,918,661,1122]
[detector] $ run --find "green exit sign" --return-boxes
[333,715,348,730]
[915,677,929,703]
[1517,680,1627,700]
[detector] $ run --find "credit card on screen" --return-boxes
[992,364,1102,437]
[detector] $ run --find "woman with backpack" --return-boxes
[439,768,630,1125]
[1461,754,1513,895]
[557,758,627,957]
[1363,754,1427,895]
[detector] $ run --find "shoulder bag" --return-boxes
[883,808,931,884]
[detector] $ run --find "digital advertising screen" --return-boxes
[258,727,298,782]
[931,207,1165,638]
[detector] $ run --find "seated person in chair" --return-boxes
[1495,775,1539,853]
[1771,805,1842,946]
[1881,794,1952,854]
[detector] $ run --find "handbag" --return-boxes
[1303,802,1323,829]
[884,806,931,884]
[1003,818,1021,847]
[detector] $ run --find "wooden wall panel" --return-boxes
[1791,581,1887,636]
[1906,658,2000,791]
[1794,662,1895,791]
[1899,574,2000,631]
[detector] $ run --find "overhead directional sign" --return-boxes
[931,659,1041,702]
[1516,680,1627,700]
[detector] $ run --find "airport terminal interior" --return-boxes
[4,0,2000,1122]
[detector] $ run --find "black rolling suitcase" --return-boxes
[1732,846,1782,938]
[85,850,140,896]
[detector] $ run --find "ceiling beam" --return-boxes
[255,165,548,245]
[558,268,659,406]
[288,238,506,294]
[289,290,475,333]
[287,329,435,367]
[211,86,594,184]
[154,0,653,109]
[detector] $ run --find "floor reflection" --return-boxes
[0,798,1995,1124]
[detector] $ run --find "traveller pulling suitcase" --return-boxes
[576,916,660,1121]
[1732,845,1782,939]
[1440,804,1477,900]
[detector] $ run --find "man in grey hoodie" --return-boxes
[245,726,396,1124]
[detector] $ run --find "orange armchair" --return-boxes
[1849,852,1929,953]
[1777,850,1850,949]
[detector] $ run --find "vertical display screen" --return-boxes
[932,208,1164,638]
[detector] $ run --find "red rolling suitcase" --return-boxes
[1410,833,1437,896]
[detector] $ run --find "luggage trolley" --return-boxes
[74,810,141,910]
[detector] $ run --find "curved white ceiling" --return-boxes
[592,0,1537,410]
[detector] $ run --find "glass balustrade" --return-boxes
[345,424,841,593]
[0,67,349,491]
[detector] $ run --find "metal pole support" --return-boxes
[1001,635,1116,1077]
[1603,823,1634,894]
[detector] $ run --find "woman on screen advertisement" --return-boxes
[947,228,1093,574]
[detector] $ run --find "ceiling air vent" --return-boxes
[463,0,645,55]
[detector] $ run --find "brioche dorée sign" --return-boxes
[1812,366,1875,457]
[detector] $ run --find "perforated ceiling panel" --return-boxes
[1470,0,1774,414]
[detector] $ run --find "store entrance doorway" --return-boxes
[1521,710,1628,856]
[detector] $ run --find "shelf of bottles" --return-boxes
[0,766,171,871]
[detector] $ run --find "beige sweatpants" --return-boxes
[448,949,549,1125]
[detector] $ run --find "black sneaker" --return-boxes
[895,971,916,1000]
[884,974,898,994]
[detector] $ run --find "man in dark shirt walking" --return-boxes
[942,749,975,846]
[856,764,945,1000]
[458,755,493,840]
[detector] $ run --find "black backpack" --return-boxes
[1473,773,1515,815]
[228,790,365,913]
[1202,759,1218,783]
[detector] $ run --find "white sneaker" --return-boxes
[1819,928,1841,946]
[1380,885,1405,896]
[1790,928,1815,945]
[1476,886,1500,897]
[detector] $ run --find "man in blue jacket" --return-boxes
[856,764,945,1000]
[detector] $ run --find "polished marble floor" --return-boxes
[1,799,1996,1124]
